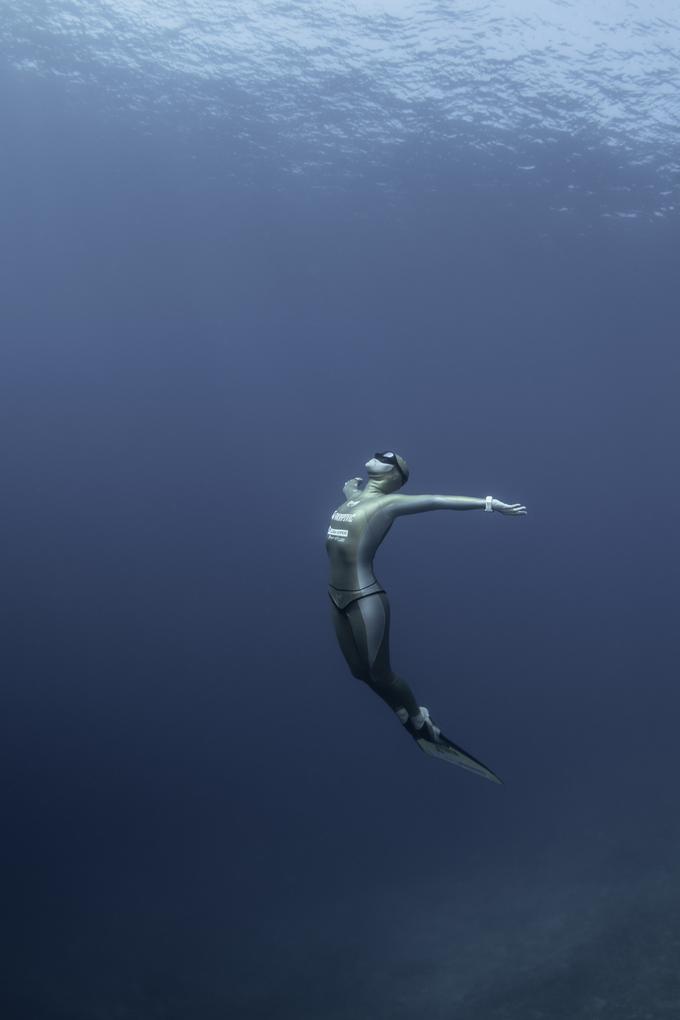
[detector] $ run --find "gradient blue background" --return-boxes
[2,3,679,1017]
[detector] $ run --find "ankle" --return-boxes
[410,706,430,730]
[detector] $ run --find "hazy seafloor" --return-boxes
[6,851,680,1019]
[2,2,680,1019]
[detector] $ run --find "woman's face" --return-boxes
[365,456,394,476]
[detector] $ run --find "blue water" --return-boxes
[2,3,679,1018]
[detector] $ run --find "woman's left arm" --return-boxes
[384,494,527,518]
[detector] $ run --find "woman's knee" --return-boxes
[366,667,394,693]
[351,663,388,687]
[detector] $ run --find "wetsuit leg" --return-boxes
[331,603,367,682]
[331,593,419,717]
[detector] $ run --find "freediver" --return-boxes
[326,452,527,782]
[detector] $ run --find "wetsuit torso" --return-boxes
[325,494,394,610]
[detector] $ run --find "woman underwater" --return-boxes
[326,452,527,782]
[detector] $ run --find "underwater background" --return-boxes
[2,2,679,1017]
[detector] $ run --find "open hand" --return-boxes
[492,499,527,516]
[343,477,363,499]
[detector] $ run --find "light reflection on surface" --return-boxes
[3,0,679,217]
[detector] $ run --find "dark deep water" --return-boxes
[2,3,680,1018]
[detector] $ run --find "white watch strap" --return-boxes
[485,495,494,512]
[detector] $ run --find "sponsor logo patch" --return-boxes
[327,527,349,540]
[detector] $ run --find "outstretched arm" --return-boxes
[385,493,527,517]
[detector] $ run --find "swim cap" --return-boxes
[375,451,409,484]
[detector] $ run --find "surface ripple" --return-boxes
[3,0,679,217]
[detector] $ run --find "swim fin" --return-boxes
[399,707,502,783]
[412,721,502,783]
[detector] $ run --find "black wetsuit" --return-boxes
[326,490,420,716]
[324,474,519,783]
[326,480,498,717]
